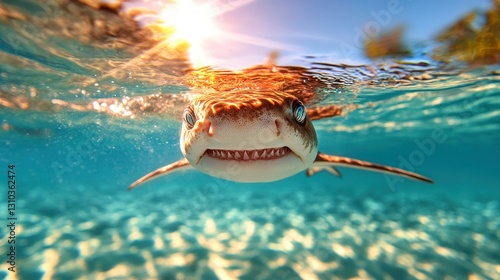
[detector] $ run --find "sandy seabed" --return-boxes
[1,181,499,280]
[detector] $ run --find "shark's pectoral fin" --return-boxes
[306,166,342,177]
[128,158,193,190]
[312,152,433,183]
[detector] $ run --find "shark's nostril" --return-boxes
[197,120,213,136]
[208,123,214,136]
[275,119,281,136]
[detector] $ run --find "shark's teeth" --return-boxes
[268,149,275,158]
[252,150,259,160]
[206,147,290,161]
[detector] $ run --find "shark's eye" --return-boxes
[183,106,196,129]
[292,100,306,124]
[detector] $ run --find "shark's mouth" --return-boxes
[205,146,291,161]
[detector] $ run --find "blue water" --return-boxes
[1,1,500,279]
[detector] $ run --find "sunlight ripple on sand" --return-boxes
[331,244,355,258]
[40,249,59,280]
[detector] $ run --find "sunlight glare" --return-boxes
[158,0,218,67]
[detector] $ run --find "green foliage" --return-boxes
[434,0,500,65]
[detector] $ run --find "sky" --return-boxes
[129,0,492,69]
[201,0,491,68]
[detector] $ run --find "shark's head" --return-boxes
[128,90,433,190]
[180,91,318,182]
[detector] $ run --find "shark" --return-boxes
[128,90,433,190]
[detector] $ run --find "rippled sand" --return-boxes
[0,182,498,279]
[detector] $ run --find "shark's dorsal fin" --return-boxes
[308,152,433,183]
[128,158,193,190]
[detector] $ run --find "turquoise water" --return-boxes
[1,1,500,279]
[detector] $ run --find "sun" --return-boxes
[150,0,263,68]
[157,0,218,67]
[164,0,217,44]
